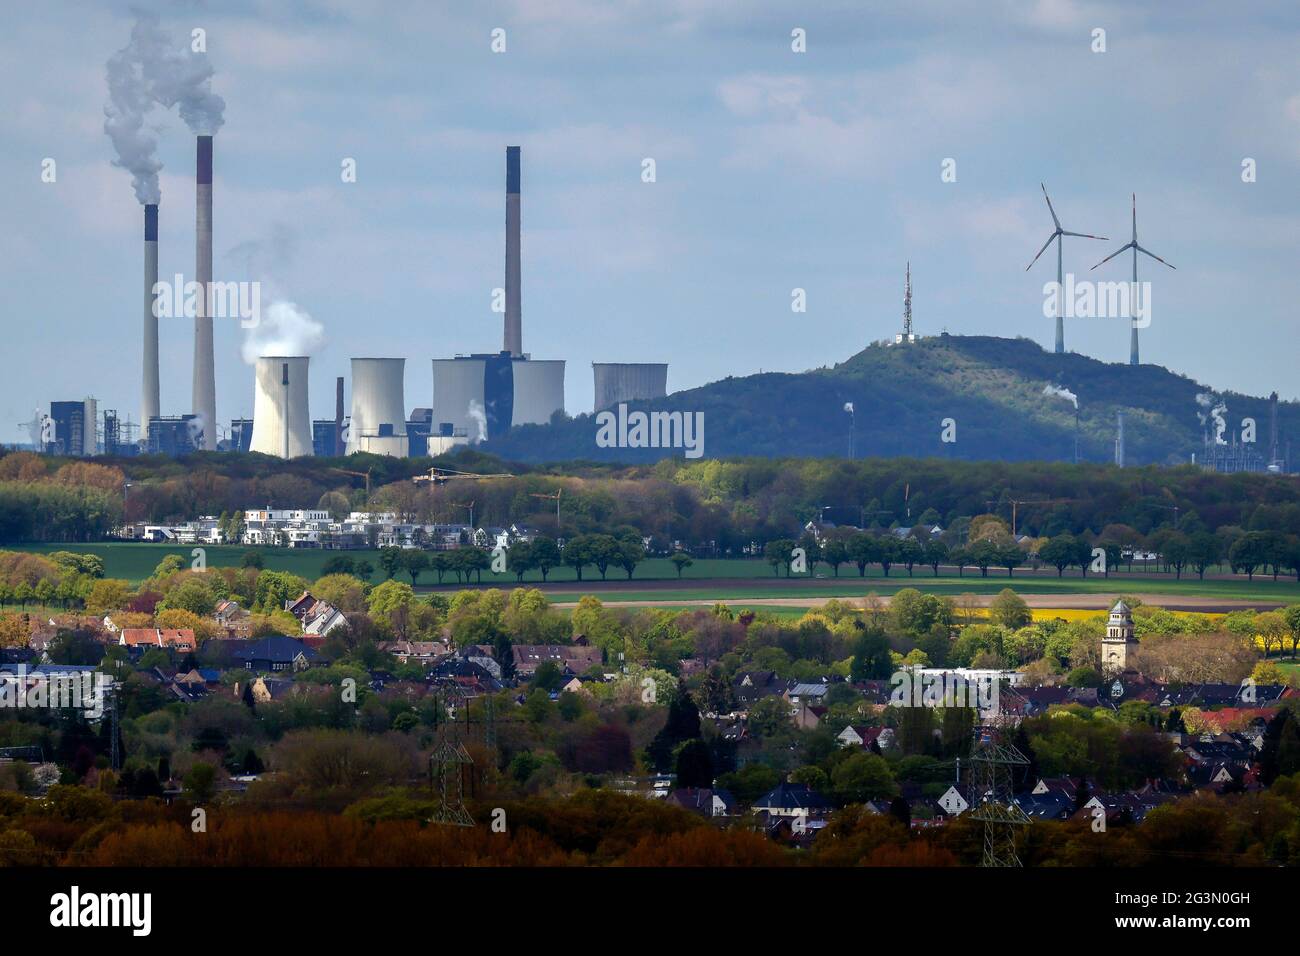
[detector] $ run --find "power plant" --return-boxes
[592,363,668,412]
[346,358,409,456]
[249,357,312,458]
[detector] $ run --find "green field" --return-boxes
[9,543,1298,608]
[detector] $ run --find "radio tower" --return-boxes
[903,262,912,339]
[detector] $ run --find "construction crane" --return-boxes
[529,488,562,523]
[330,466,373,496]
[414,466,514,485]
[983,497,1076,537]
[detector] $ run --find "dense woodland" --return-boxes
[3,448,1300,563]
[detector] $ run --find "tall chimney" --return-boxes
[193,135,217,450]
[142,203,160,431]
[1115,411,1126,468]
[504,145,522,357]
[335,376,345,456]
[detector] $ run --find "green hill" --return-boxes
[484,335,1297,465]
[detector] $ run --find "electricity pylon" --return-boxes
[966,723,1031,866]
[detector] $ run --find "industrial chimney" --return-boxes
[335,376,345,456]
[142,203,160,430]
[504,145,522,357]
[249,356,312,458]
[1115,411,1126,468]
[193,135,217,450]
[346,358,408,456]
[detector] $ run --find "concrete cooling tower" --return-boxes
[250,357,313,458]
[432,354,565,441]
[592,363,668,411]
[346,357,409,456]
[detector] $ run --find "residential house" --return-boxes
[666,788,737,819]
[119,628,197,653]
[239,636,321,673]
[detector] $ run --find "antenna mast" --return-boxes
[903,261,912,339]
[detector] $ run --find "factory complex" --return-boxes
[33,144,667,460]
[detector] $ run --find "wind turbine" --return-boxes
[1090,193,1175,366]
[1026,183,1107,355]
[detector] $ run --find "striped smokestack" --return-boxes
[193,135,217,449]
[504,145,522,357]
[142,203,160,430]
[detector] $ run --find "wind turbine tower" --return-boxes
[1026,183,1107,355]
[1090,194,1176,366]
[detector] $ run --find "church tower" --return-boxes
[1102,599,1138,673]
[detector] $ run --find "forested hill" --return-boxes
[483,334,1298,466]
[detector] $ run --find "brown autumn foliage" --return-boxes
[51,461,126,493]
[619,826,788,866]
[88,813,573,866]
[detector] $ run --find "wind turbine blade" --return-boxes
[1062,230,1108,240]
[1090,242,1134,270]
[1041,183,1061,229]
[1135,244,1176,269]
[1026,233,1056,270]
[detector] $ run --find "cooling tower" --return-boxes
[142,203,160,429]
[592,363,668,412]
[511,359,565,426]
[250,356,312,458]
[346,358,409,456]
[504,146,522,357]
[193,135,217,450]
[432,357,488,441]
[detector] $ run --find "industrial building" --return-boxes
[147,415,199,456]
[230,419,253,453]
[592,363,668,412]
[431,147,565,443]
[249,357,313,458]
[47,399,97,456]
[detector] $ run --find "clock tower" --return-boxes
[1102,600,1137,673]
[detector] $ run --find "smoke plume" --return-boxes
[104,16,164,204]
[467,400,489,442]
[1196,392,1228,444]
[1042,384,1078,409]
[240,301,324,364]
[141,19,225,133]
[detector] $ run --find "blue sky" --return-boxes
[3,0,1299,445]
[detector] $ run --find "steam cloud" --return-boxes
[467,400,489,442]
[240,301,324,364]
[103,12,226,203]
[1196,392,1228,444]
[104,16,165,204]
[140,17,225,134]
[1043,384,1078,409]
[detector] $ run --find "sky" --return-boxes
[3,0,1300,445]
